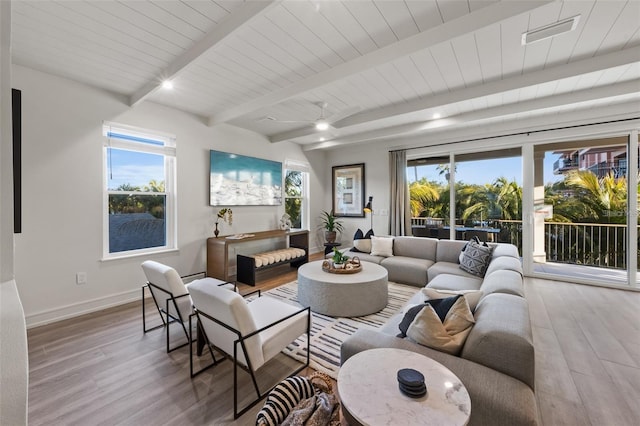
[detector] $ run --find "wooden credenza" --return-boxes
[206,229,309,282]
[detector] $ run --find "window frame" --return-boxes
[284,160,310,230]
[102,122,177,260]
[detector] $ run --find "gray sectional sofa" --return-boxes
[337,236,537,426]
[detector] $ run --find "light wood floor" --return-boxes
[525,277,640,426]
[27,259,640,425]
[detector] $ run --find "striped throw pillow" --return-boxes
[256,376,315,426]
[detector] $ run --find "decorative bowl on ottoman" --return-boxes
[322,257,362,274]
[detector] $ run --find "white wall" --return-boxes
[12,65,326,327]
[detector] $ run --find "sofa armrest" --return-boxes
[462,293,535,389]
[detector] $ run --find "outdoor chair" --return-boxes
[437,228,451,239]
[465,229,489,242]
[141,260,234,353]
[188,280,310,419]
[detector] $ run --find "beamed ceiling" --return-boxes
[10,0,640,150]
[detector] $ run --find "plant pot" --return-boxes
[325,230,337,243]
[333,262,344,269]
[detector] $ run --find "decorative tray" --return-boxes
[322,257,362,274]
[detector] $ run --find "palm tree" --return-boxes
[494,177,522,221]
[143,179,165,193]
[549,170,628,267]
[409,181,440,217]
[563,170,626,223]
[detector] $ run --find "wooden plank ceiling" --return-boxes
[10,0,640,150]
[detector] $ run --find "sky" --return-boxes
[407,153,563,186]
[107,148,164,190]
[110,147,565,191]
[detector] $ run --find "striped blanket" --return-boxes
[264,281,419,379]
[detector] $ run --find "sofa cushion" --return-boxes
[370,236,394,257]
[459,240,494,276]
[480,270,525,297]
[392,236,438,260]
[435,239,467,263]
[380,256,433,287]
[426,273,482,292]
[341,329,537,426]
[344,251,384,264]
[490,243,520,259]
[462,293,535,390]
[484,255,523,277]
[427,261,479,282]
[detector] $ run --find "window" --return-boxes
[284,160,309,229]
[103,122,176,258]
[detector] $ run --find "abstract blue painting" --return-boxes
[209,150,282,206]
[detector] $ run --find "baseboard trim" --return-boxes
[26,288,140,329]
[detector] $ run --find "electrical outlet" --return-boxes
[76,272,87,285]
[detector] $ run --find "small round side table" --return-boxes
[338,348,471,425]
[323,241,342,255]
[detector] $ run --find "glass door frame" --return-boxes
[523,125,640,289]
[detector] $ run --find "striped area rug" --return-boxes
[264,281,420,379]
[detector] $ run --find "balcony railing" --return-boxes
[411,217,636,270]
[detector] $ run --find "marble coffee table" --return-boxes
[297,260,388,317]
[338,348,471,426]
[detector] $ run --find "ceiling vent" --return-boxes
[522,15,580,45]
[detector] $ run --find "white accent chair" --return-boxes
[141,260,233,353]
[188,280,310,419]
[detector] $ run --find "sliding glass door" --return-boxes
[532,138,630,285]
[407,126,639,288]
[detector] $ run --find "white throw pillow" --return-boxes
[421,288,483,312]
[370,236,394,257]
[406,296,475,355]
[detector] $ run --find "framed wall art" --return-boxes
[332,163,365,217]
[209,150,282,206]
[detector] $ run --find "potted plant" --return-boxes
[319,210,344,243]
[331,247,349,269]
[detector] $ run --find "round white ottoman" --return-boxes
[297,260,388,317]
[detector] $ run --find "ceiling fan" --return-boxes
[261,101,360,131]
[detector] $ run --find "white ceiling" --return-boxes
[10,0,640,150]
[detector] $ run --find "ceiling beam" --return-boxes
[209,0,552,125]
[334,46,640,128]
[302,79,640,150]
[129,1,277,107]
[270,47,640,143]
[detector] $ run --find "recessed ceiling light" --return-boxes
[432,113,441,119]
[319,137,326,142]
[315,120,329,131]
[522,15,580,45]
[162,80,174,90]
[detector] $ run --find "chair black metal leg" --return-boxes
[165,299,190,353]
[142,285,164,334]
[189,313,222,377]
[231,326,312,419]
